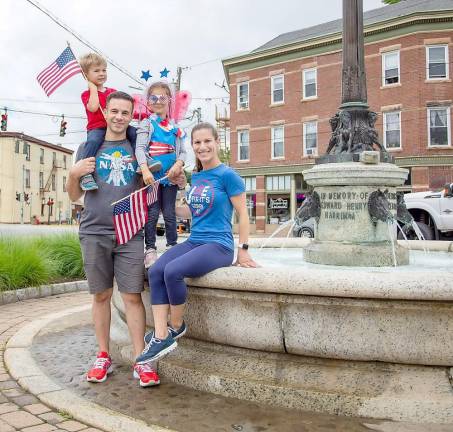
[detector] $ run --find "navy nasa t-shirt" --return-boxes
[187,164,245,250]
[76,139,141,235]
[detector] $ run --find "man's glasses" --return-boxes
[148,94,171,104]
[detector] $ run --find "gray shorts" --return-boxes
[79,234,145,295]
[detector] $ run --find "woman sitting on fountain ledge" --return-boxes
[136,122,258,366]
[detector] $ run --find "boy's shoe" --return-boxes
[144,321,187,345]
[148,160,162,173]
[136,331,177,364]
[80,173,98,191]
[86,352,112,383]
[144,249,158,269]
[133,363,160,387]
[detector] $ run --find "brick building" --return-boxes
[223,0,453,233]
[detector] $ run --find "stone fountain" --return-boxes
[110,0,453,425]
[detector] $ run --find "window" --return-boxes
[266,175,290,191]
[426,45,449,79]
[243,177,256,192]
[237,130,249,161]
[237,82,249,110]
[63,155,67,169]
[25,169,30,189]
[271,75,284,104]
[303,121,318,156]
[382,50,400,85]
[15,140,20,153]
[52,152,56,165]
[39,172,44,189]
[40,148,44,164]
[51,174,56,191]
[428,107,451,147]
[383,111,401,149]
[63,176,66,192]
[303,68,317,98]
[24,143,30,161]
[271,125,284,158]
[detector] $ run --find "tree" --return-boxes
[219,148,231,166]
[382,0,403,4]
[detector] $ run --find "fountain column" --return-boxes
[301,0,409,266]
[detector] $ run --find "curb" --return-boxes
[4,305,176,432]
[0,280,88,306]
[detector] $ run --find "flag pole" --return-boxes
[110,176,168,207]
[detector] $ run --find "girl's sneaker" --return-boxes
[133,363,160,387]
[86,352,112,383]
[144,249,158,269]
[136,331,177,364]
[148,160,162,172]
[80,173,98,191]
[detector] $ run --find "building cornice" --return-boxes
[0,132,74,154]
[233,155,453,177]
[223,11,453,79]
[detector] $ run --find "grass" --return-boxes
[0,234,85,291]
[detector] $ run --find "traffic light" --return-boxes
[16,192,21,201]
[59,115,67,137]
[1,109,7,131]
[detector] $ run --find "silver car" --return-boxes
[292,217,315,238]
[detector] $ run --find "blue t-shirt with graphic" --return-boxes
[187,164,245,250]
[148,116,180,186]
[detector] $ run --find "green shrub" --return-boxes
[0,234,84,291]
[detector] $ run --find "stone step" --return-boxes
[116,334,453,424]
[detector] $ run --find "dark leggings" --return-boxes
[148,240,234,305]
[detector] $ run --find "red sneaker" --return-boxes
[133,363,160,387]
[86,352,112,383]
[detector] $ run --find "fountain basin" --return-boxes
[110,239,453,422]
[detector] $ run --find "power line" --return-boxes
[24,0,143,86]
[5,107,85,120]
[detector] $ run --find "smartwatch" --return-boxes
[238,243,249,250]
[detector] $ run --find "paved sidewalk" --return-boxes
[0,292,100,432]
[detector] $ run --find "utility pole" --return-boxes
[175,66,183,91]
[20,165,25,224]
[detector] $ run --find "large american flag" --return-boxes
[113,182,160,245]
[37,47,82,97]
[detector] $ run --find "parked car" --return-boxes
[292,217,315,238]
[400,183,453,240]
[155,214,191,236]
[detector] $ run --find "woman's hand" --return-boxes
[167,161,183,182]
[234,249,259,268]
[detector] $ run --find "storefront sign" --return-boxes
[269,198,288,209]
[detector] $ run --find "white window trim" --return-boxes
[237,130,250,162]
[426,45,449,80]
[302,68,317,99]
[271,74,284,105]
[382,50,400,86]
[237,81,249,110]
[271,125,284,159]
[303,121,318,156]
[383,111,402,150]
[427,106,451,147]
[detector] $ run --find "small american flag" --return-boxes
[37,47,82,97]
[113,182,160,245]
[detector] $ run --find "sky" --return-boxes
[0,0,384,161]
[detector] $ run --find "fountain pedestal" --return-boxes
[303,161,409,266]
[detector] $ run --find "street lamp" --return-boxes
[322,0,390,161]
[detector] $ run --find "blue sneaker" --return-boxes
[144,321,186,345]
[80,173,98,191]
[136,332,177,364]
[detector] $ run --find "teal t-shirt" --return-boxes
[187,164,245,250]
